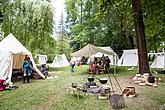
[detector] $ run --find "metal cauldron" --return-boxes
[88,77,95,82]
[147,76,155,83]
[94,77,108,84]
[99,78,108,84]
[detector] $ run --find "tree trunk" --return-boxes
[132,0,150,75]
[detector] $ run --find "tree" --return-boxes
[56,13,71,56]
[0,3,3,24]
[142,0,165,52]
[1,0,57,61]
[65,0,135,53]
[98,0,150,75]
[65,0,164,75]
[132,0,150,75]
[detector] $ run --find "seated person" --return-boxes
[93,61,100,74]
[40,64,48,78]
[75,60,80,66]
[99,61,105,73]
[100,61,105,68]
[88,63,94,74]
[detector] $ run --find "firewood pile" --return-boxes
[132,73,161,87]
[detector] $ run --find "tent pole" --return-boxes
[89,44,92,77]
[113,51,116,74]
[111,44,116,74]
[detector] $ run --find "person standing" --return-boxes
[70,60,75,74]
[22,55,33,83]
[105,56,111,73]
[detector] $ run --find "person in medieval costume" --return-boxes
[22,55,33,83]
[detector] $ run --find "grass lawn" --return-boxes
[0,65,165,110]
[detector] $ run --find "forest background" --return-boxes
[0,0,164,62]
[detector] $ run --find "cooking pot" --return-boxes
[147,76,155,83]
[94,77,108,84]
[88,77,95,82]
[99,78,108,84]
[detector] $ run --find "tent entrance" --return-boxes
[12,54,25,69]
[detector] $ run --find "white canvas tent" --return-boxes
[94,46,119,65]
[50,54,70,68]
[117,49,138,66]
[150,53,165,68]
[36,54,47,65]
[71,43,112,57]
[0,33,45,82]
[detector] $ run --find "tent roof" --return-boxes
[0,33,31,55]
[99,46,114,53]
[71,44,112,57]
[123,49,137,54]
[36,54,47,57]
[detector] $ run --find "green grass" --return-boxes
[0,66,165,110]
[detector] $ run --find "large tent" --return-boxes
[117,49,138,66]
[150,53,165,68]
[71,44,113,57]
[91,46,119,65]
[50,54,70,68]
[0,33,45,82]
